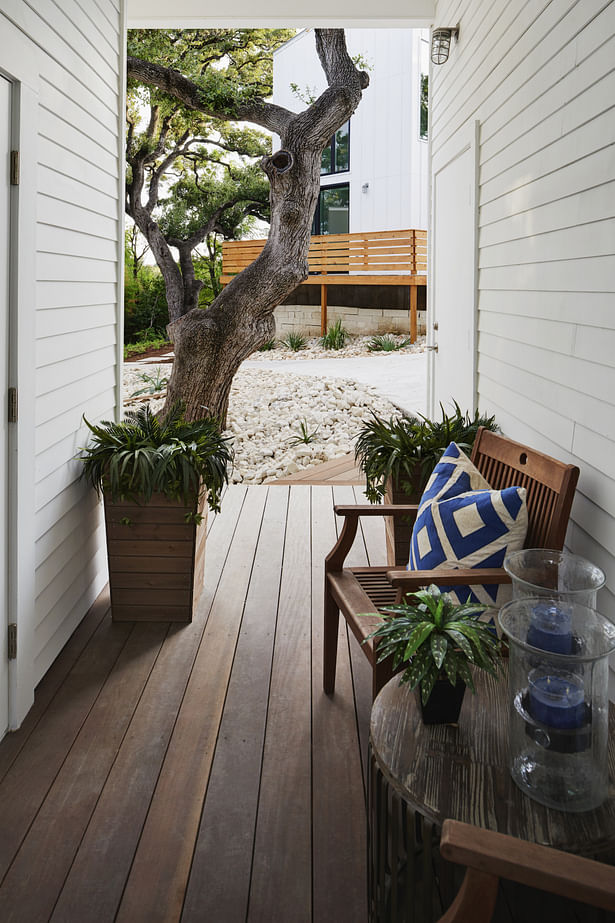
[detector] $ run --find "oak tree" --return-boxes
[127,28,368,425]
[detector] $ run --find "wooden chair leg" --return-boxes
[438,868,499,923]
[323,584,339,694]
[372,655,395,700]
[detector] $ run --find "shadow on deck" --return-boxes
[0,484,380,922]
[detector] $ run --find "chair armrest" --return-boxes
[334,504,419,518]
[387,568,511,589]
[326,505,419,572]
[440,820,615,913]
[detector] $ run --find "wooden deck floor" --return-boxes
[273,452,364,485]
[0,484,383,923]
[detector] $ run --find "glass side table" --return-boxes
[368,669,615,923]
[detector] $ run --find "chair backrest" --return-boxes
[470,428,579,551]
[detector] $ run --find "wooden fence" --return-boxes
[221,229,427,340]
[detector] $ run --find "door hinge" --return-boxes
[8,387,17,423]
[8,624,17,661]
[10,151,19,186]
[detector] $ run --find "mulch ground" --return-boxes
[124,344,174,363]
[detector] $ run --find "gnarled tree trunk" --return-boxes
[128,29,368,427]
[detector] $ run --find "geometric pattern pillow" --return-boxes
[417,442,490,513]
[408,486,528,608]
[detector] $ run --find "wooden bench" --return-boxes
[323,428,580,699]
[221,228,427,339]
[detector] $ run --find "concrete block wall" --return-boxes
[274,304,427,337]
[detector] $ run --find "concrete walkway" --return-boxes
[244,352,427,416]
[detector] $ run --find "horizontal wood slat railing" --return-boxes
[221,229,427,339]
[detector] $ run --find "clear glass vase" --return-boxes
[499,597,615,812]
[504,549,605,607]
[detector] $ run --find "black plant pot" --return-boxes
[417,677,466,725]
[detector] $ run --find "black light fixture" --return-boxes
[431,25,460,65]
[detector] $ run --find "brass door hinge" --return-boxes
[10,151,19,186]
[8,388,17,423]
[8,623,16,660]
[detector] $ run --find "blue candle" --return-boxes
[527,602,573,654]
[528,670,586,730]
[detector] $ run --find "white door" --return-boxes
[430,121,479,416]
[0,74,11,734]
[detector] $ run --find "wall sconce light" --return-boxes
[431,25,460,65]
[362,182,369,193]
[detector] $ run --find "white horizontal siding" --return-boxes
[13,0,123,684]
[432,0,615,690]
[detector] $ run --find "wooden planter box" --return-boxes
[103,491,207,622]
[384,476,422,567]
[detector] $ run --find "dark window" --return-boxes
[321,120,350,175]
[419,38,429,141]
[312,183,350,236]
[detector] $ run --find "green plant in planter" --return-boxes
[78,403,232,514]
[355,402,499,504]
[365,586,502,705]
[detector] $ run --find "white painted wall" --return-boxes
[430,0,615,686]
[273,28,429,233]
[0,0,124,726]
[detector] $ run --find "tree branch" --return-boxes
[127,56,293,135]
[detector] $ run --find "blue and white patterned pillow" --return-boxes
[408,486,528,607]
[417,442,490,512]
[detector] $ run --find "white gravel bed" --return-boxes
[244,333,426,361]
[123,363,397,484]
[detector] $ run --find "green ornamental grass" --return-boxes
[354,402,499,503]
[78,404,233,514]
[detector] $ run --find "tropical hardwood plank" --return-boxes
[0,621,169,923]
[0,585,110,780]
[0,616,133,882]
[49,487,249,922]
[274,452,363,485]
[115,486,268,923]
[247,485,313,923]
[311,485,368,923]
[182,485,289,922]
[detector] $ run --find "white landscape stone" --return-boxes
[123,339,405,485]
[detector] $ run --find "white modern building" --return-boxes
[273,28,430,236]
[0,0,613,738]
[272,28,430,336]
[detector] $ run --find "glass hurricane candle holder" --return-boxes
[499,597,615,812]
[504,549,605,607]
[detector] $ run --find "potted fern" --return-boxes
[366,586,502,724]
[79,404,232,622]
[354,403,499,565]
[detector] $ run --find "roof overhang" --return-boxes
[126,0,435,29]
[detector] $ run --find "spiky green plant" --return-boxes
[281,331,307,351]
[320,318,348,350]
[258,338,277,351]
[355,402,499,503]
[367,334,412,352]
[78,404,232,513]
[130,369,170,396]
[287,419,320,446]
[364,586,502,704]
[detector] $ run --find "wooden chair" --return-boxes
[324,428,580,699]
[437,820,615,921]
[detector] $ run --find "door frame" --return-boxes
[0,16,39,730]
[427,118,479,417]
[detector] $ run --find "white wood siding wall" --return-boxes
[431,0,615,675]
[1,0,122,686]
